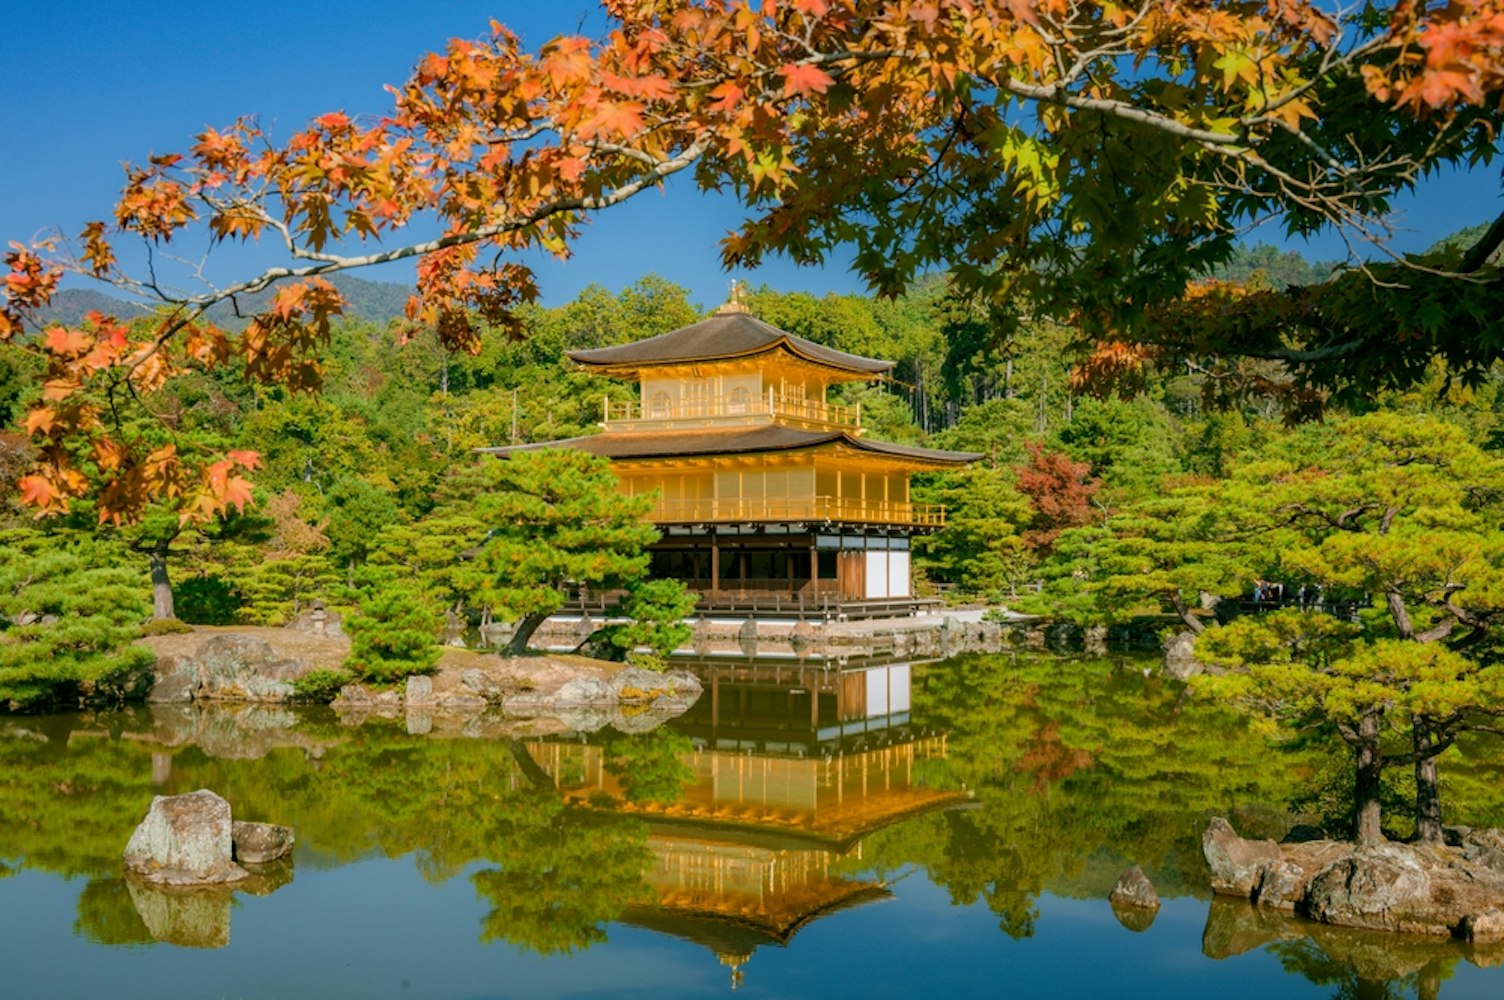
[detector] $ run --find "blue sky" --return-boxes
[2,1,1497,311]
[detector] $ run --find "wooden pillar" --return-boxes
[809,544,819,596]
[711,534,720,600]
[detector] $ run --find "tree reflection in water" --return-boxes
[1,652,1503,997]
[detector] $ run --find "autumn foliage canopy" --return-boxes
[4,0,1504,522]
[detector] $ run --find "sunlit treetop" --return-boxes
[4,0,1504,522]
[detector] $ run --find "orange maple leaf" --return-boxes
[577,100,646,139]
[23,408,55,436]
[708,81,746,115]
[779,63,834,99]
[17,474,59,510]
[44,327,93,358]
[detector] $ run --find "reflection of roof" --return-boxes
[567,312,892,376]
[608,786,971,848]
[619,882,891,948]
[480,425,979,466]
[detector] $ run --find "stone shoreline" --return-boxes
[1204,816,1504,941]
[135,627,702,736]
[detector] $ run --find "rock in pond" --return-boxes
[231,821,295,864]
[1203,816,1282,899]
[1110,865,1161,910]
[1109,865,1160,932]
[124,789,247,885]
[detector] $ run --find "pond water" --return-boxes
[3,652,1504,1000]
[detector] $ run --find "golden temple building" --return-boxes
[486,293,978,615]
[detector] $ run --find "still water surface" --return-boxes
[3,653,1503,999]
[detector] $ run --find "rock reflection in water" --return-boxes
[74,862,293,950]
[1203,897,1504,998]
[1110,900,1158,933]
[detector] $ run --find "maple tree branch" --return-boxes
[997,78,1245,148]
[156,137,711,307]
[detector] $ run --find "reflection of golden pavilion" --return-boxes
[688,655,923,757]
[537,734,959,846]
[524,659,964,989]
[484,293,977,615]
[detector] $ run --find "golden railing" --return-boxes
[603,390,859,429]
[645,496,946,526]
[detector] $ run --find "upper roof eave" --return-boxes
[479,427,980,467]
[565,313,892,377]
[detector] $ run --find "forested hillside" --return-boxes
[5,235,1504,737]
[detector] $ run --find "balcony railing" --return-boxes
[644,496,946,526]
[602,389,859,430]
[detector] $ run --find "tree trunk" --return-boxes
[505,612,550,656]
[1413,721,1445,846]
[1354,710,1385,844]
[347,556,356,590]
[1169,592,1205,634]
[148,546,175,621]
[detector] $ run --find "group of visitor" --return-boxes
[1250,580,1325,609]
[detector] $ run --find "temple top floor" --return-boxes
[568,305,889,381]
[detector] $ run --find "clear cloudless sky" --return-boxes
[2,1,1498,311]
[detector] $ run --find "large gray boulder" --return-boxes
[197,635,305,701]
[1254,840,1350,910]
[551,675,616,706]
[1203,817,1283,898]
[147,654,201,703]
[124,790,248,885]
[1303,843,1504,937]
[1458,826,1504,874]
[610,667,703,705]
[460,668,507,703]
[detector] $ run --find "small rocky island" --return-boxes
[1204,817,1504,942]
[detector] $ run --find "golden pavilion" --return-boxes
[487,293,978,615]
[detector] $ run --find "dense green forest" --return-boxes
[6,234,1504,843]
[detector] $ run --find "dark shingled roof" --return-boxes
[567,312,893,376]
[480,425,979,466]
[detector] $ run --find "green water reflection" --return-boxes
[1,652,1502,997]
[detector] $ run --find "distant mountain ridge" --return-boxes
[35,274,413,330]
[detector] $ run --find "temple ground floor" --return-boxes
[568,523,944,619]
